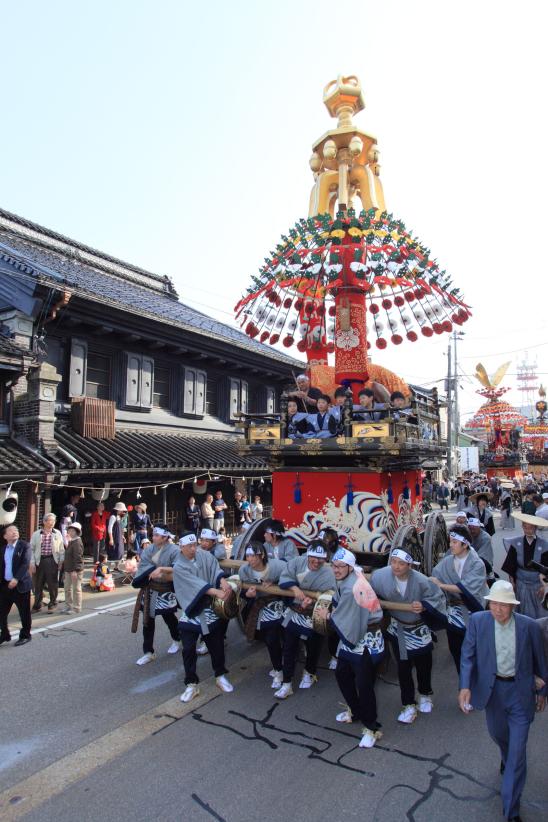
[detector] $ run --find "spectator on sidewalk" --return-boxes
[201,494,215,531]
[0,524,33,646]
[30,513,64,612]
[62,522,84,614]
[250,495,264,521]
[107,502,127,571]
[186,496,201,534]
[90,501,109,563]
[437,481,450,511]
[213,490,227,534]
[130,502,152,556]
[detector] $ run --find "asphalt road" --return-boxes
[1,507,546,822]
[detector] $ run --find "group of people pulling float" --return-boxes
[128,508,548,752]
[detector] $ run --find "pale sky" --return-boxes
[1,0,546,424]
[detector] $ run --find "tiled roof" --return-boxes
[0,438,53,475]
[54,422,267,473]
[0,333,31,360]
[0,207,303,368]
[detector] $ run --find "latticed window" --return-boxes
[153,365,171,409]
[85,352,111,400]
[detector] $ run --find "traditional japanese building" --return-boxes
[0,207,301,539]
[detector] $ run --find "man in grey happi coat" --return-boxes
[274,542,335,699]
[371,548,446,725]
[131,524,180,666]
[170,532,235,703]
[430,523,488,674]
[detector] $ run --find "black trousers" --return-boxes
[327,631,339,658]
[335,650,381,731]
[261,622,283,671]
[396,651,433,705]
[0,583,32,640]
[142,611,179,654]
[282,628,324,683]
[180,623,227,685]
[34,556,59,606]
[447,629,465,674]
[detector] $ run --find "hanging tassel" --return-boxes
[293,473,302,504]
[153,486,158,496]
[387,473,394,504]
[136,488,142,499]
[402,473,410,500]
[180,482,185,490]
[345,473,354,511]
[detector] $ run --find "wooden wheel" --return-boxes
[422,511,449,575]
[391,524,424,572]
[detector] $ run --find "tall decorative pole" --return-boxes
[308,76,386,400]
[234,75,471,393]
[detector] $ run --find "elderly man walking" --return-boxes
[30,513,64,612]
[459,580,547,822]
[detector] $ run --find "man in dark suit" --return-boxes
[458,580,547,821]
[0,523,32,646]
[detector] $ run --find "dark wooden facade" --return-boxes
[0,207,301,539]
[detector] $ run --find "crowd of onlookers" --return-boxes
[0,489,266,646]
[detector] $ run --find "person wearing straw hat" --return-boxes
[500,485,515,530]
[370,548,446,724]
[501,511,548,619]
[459,580,547,822]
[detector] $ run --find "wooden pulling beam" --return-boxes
[220,559,415,613]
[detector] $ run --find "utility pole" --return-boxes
[453,330,464,477]
[446,342,453,477]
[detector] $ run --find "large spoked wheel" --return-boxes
[391,524,424,572]
[422,511,449,575]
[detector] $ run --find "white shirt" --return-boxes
[453,555,467,578]
[395,577,408,597]
[535,503,548,520]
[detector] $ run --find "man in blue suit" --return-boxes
[0,523,33,646]
[459,580,547,821]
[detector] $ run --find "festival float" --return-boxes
[235,76,471,573]
[466,362,527,480]
[522,385,548,478]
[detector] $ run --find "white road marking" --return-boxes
[29,597,134,635]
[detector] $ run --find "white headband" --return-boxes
[332,547,355,567]
[449,531,471,546]
[307,544,327,559]
[200,529,217,541]
[456,511,468,518]
[179,533,197,546]
[153,526,174,538]
[390,548,420,566]
[467,517,484,528]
